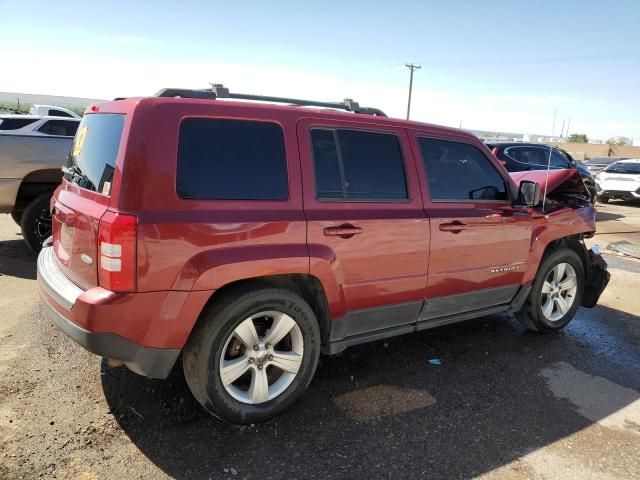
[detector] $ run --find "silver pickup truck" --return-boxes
[0,115,80,251]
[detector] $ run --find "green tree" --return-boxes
[568,133,588,143]
[606,136,630,146]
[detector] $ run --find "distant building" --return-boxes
[589,139,603,144]
[522,134,541,143]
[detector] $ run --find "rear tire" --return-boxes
[10,210,23,226]
[20,194,52,253]
[515,248,584,332]
[598,195,609,204]
[183,288,321,424]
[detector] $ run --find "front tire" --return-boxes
[20,194,52,253]
[183,288,321,424]
[515,248,585,332]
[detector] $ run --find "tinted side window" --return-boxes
[419,137,508,201]
[310,128,407,200]
[38,120,79,136]
[550,149,570,168]
[505,147,530,166]
[49,110,74,118]
[0,118,39,130]
[177,118,288,200]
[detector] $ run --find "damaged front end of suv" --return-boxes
[511,169,610,308]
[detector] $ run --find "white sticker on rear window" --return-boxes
[72,126,88,156]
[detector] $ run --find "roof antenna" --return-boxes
[541,139,553,212]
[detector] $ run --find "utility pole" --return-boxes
[405,63,421,120]
[552,109,557,138]
[566,118,571,139]
[560,119,566,139]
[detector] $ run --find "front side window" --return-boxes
[419,137,508,201]
[310,128,408,200]
[38,119,79,137]
[177,118,288,200]
[550,149,571,168]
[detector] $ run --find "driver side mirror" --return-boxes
[516,180,541,207]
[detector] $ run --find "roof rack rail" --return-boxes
[154,85,387,117]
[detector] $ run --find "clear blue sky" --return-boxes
[1,0,638,140]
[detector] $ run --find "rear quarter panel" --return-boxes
[0,134,72,209]
[115,99,308,293]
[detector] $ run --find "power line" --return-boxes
[405,63,421,120]
[414,52,640,66]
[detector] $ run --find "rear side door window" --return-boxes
[418,137,508,201]
[38,119,79,137]
[177,118,288,200]
[310,128,408,200]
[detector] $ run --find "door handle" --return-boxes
[324,224,363,238]
[439,221,467,233]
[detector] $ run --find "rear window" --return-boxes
[0,118,38,130]
[48,110,74,118]
[64,114,125,195]
[177,118,288,200]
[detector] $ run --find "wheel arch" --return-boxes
[192,273,333,350]
[12,169,62,213]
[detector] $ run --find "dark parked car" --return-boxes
[584,156,630,175]
[38,87,608,424]
[486,142,596,201]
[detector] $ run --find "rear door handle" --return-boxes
[439,221,467,233]
[324,224,363,238]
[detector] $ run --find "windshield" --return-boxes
[605,162,640,174]
[64,113,125,195]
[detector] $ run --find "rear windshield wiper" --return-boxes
[62,165,96,191]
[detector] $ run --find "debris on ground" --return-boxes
[608,240,640,259]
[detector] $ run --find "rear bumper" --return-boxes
[40,298,180,378]
[37,246,185,378]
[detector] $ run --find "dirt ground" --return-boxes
[1,202,639,480]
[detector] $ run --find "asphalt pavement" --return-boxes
[0,203,639,480]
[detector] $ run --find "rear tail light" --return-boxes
[98,211,137,292]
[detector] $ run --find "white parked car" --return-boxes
[595,159,640,203]
[0,115,80,136]
[29,104,80,118]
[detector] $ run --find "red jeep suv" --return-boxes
[37,86,609,424]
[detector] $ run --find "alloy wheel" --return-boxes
[540,262,578,322]
[219,311,304,404]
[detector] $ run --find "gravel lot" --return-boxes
[1,202,639,480]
